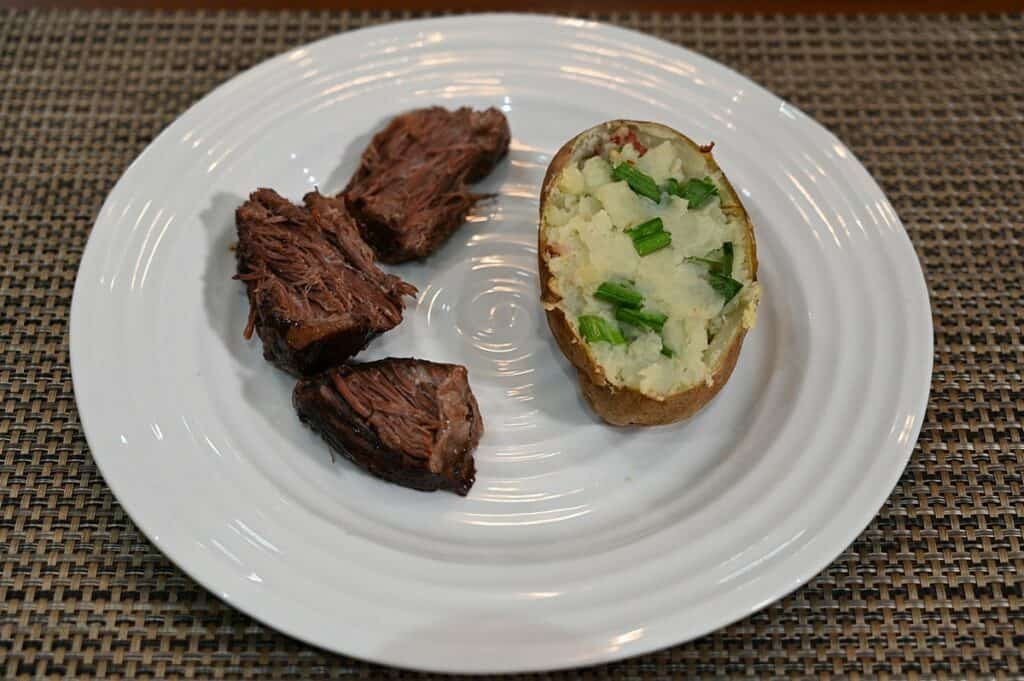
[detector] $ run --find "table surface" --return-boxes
[1,9,1022,680]
[6,1,1024,11]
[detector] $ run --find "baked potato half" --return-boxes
[539,120,761,426]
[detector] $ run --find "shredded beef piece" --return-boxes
[235,189,416,376]
[343,106,511,263]
[293,359,484,495]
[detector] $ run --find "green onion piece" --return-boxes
[666,176,719,209]
[687,242,734,275]
[720,242,734,275]
[625,217,664,241]
[682,177,719,209]
[612,163,662,202]
[660,345,675,358]
[595,281,644,309]
[686,256,722,269]
[615,307,668,332]
[633,231,672,256]
[578,315,626,345]
[708,272,743,302]
[578,315,600,341]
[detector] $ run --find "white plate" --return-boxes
[70,14,932,674]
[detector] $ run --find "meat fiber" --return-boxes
[235,189,417,376]
[343,106,511,263]
[293,359,484,495]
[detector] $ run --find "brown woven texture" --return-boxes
[1,9,1022,679]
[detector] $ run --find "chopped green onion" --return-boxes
[683,177,719,208]
[687,244,743,301]
[612,163,662,202]
[718,242,734,276]
[578,315,626,345]
[625,217,664,241]
[666,176,719,209]
[708,272,743,302]
[595,281,644,309]
[686,256,723,269]
[686,242,734,276]
[615,307,668,332]
[633,231,672,256]
[660,345,675,358]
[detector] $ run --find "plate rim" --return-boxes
[70,13,934,673]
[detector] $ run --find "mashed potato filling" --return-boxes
[543,128,760,399]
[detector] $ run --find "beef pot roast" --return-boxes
[235,189,417,376]
[293,359,484,495]
[343,106,511,263]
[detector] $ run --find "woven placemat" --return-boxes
[1,9,1022,679]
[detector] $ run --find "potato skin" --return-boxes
[538,120,758,426]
